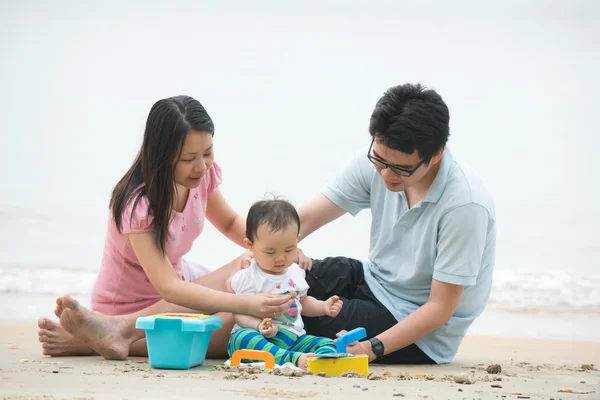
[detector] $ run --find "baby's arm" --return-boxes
[234,314,278,338]
[231,274,279,338]
[300,295,343,317]
[234,314,262,330]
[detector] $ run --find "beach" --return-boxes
[2,1,600,399]
[1,319,598,399]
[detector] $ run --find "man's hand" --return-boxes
[296,248,312,271]
[321,295,343,317]
[334,330,377,362]
[258,318,278,338]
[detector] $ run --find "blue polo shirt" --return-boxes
[321,147,496,364]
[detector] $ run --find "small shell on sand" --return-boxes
[487,364,502,374]
[341,372,362,378]
[367,373,384,380]
[453,373,476,384]
[19,359,28,363]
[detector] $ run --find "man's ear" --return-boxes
[431,146,445,165]
[243,238,253,250]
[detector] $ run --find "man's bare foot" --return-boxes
[38,317,95,356]
[296,353,314,370]
[58,295,137,360]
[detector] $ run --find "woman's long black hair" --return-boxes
[110,95,214,254]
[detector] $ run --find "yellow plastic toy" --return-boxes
[307,328,369,376]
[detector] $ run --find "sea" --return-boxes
[1,0,599,341]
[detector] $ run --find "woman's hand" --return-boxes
[245,293,293,319]
[225,250,254,293]
[296,248,313,271]
[238,249,254,269]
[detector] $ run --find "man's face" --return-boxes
[369,139,438,192]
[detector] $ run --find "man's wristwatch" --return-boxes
[368,337,385,360]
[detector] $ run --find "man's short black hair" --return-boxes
[245,198,300,242]
[369,83,450,163]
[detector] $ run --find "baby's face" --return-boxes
[247,223,298,275]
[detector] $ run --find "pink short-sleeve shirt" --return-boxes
[90,162,222,315]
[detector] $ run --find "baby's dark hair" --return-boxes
[245,198,300,242]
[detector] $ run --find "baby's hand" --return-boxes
[322,295,343,317]
[258,318,278,338]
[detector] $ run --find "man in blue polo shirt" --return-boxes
[298,83,496,365]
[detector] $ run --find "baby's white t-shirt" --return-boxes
[230,260,309,336]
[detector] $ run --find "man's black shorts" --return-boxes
[304,256,435,365]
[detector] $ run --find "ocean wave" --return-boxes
[489,269,600,309]
[1,262,599,310]
[0,263,97,295]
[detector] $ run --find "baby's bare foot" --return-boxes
[296,353,314,370]
[38,317,95,356]
[58,295,136,360]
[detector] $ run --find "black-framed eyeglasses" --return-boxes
[367,139,426,177]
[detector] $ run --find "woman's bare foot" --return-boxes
[58,295,137,360]
[54,297,65,319]
[296,353,314,370]
[38,317,96,356]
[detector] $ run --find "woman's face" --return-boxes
[174,130,214,189]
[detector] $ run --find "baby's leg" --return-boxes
[227,328,303,367]
[287,334,337,369]
[290,334,337,355]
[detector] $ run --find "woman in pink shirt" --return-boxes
[37,95,298,360]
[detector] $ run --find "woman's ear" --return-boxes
[243,238,253,250]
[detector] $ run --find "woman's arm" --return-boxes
[205,189,246,247]
[128,232,291,317]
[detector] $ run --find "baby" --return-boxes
[227,198,343,369]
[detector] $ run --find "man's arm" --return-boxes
[350,203,490,361]
[297,193,347,241]
[298,148,372,241]
[359,279,463,361]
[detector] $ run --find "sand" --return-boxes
[1,320,598,400]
